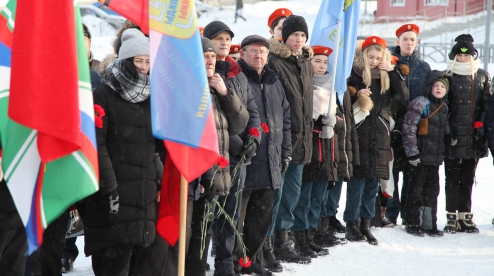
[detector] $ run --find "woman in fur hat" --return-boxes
[343,36,409,246]
[443,34,492,234]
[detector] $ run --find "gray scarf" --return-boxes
[103,59,150,103]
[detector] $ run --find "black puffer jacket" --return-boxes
[239,61,291,190]
[402,71,451,166]
[302,116,338,183]
[445,68,492,159]
[349,43,409,179]
[334,92,360,178]
[85,84,158,255]
[210,65,250,195]
[268,38,314,164]
[217,57,260,166]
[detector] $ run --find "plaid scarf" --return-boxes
[103,59,150,103]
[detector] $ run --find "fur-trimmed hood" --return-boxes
[98,53,117,75]
[268,38,314,59]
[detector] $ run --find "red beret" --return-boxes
[395,24,420,37]
[267,8,293,28]
[362,36,386,51]
[229,44,241,54]
[311,45,333,57]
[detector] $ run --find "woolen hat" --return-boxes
[281,15,308,43]
[203,21,234,40]
[395,23,420,37]
[201,37,216,53]
[449,34,477,59]
[267,8,293,28]
[436,77,450,93]
[118,28,149,60]
[241,35,270,49]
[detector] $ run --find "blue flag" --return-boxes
[310,0,361,103]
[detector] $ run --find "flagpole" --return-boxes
[178,173,188,276]
[329,20,342,111]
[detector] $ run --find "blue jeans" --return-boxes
[321,177,344,218]
[301,181,328,230]
[343,177,380,221]
[274,163,304,231]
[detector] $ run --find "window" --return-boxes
[426,0,448,6]
[391,0,405,7]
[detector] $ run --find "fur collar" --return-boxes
[268,38,314,59]
[99,53,117,75]
[352,40,393,79]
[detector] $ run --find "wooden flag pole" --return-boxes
[178,174,188,276]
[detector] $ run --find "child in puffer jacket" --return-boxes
[402,70,451,237]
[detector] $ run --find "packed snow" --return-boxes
[43,0,494,275]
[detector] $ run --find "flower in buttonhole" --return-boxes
[261,123,270,133]
[217,156,229,169]
[474,121,483,129]
[94,104,106,128]
[238,256,252,268]
[249,127,260,137]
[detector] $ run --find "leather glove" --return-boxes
[408,156,420,167]
[327,181,336,190]
[239,141,257,160]
[106,188,120,215]
[280,157,291,174]
[201,180,215,202]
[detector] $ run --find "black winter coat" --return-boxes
[217,57,261,166]
[302,117,338,183]
[268,39,314,164]
[334,92,360,178]
[445,68,492,159]
[209,67,250,195]
[85,84,158,254]
[239,61,291,190]
[402,71,451,166]
[349,50,409,179]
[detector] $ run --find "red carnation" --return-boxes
[94,104,106,129]
[239,256,252,268]
[217,156,229,169]
[261,123,270,133]
[249,127,260,138]
[95,117,103,128]
[474,121,483,129]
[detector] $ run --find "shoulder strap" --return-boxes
[424,102,444,119]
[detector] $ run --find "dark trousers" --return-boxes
[40,209,70,276]
[214,166,245,274]
[92,243,134,276]
[186,196,212,276]
[405,165,440,230]
[62,237,79,262]
[274,163,304,231]
[343,177,380,221]
[444,158,478,212]
[0,219,27,275]
[321,177,344,218]
[292,181,328,231]
[233,188,275,273]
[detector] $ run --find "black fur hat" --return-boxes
[448,34,478,60]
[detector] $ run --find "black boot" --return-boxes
[292,231,317,258]
[305,228,329,256]
[444,212,458,234]
[329,215,346,233]
[274,231,311,264]
[381,207,395,228]
[457,212,479,233]
[360,218,378,246]
[314,218,342,247]
[423,228,444,237]
[241,265,274,276]
[405,225,425,237]
[345,221,366,242]
[262,236,283,273]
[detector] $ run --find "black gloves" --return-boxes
[408,155,420,167]
[327,181,335,190]
[201,180,215,202]
[239,141,258,160]
[280,157,291,174]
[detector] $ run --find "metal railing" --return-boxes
[418,42,494,64]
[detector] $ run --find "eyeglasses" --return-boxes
[246,49,268,56]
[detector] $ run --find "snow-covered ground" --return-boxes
[48,0,494,275]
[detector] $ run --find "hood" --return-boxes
[268,38,314,59]
[98,53,117,75]
[424,70,452,97]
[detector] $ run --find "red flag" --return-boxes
[100,0,149,34]
[9,0,80,163]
